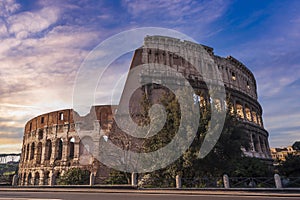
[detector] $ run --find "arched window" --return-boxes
[56,138,63,160]
[45,140,52,160]
[38,129,43,140]
[36,142,42,164]
[27,173,32,185]
[69,137,75,159]
[252,111,257,123]
[30,142,35,160]
[34,172,40,185]
[23,173,26,185]
[245,106,251,121]
[43,171,50,185]
[236,103,244,119]
[26,144,30,161]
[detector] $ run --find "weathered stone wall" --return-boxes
[18,105,115,186]
[19,36,272,186]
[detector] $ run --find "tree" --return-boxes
[57,168,90,185]
[230,157,272,177]
[105,169,130,185]
[278,154,300,177]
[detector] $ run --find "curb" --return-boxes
[0,187,299,197]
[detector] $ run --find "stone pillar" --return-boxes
[41,143,46,165]
[257,136,262,153]
[131,172,138,186]
[242,103,246,120]
[74,138,80,161]
[62,139,69,162]
[274,174,282,189]
[50,139,57,164]
[39,172,44,186]
[50,172,55,186]
[90,173,95,186]
[24,174,28,186]
[223,174,230,189]
[175,175,181,189]
[12,175,18,186]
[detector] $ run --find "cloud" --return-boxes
[123,0,227,23]
[7,6,60,39]
[122,0,230,39]
[0,0,20,17]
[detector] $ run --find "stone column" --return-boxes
[242,103,246,120]
[62,139,69,162]
[250,134,255,152]
[257,136,262,153]
[39,171,44,186]
[50,172,55,186]
[74,137,80,161]
[50,139,57,164]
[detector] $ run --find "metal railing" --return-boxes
[229,177,275,188]
[181,177,223,188]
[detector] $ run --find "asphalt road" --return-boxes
[0,191,299,200]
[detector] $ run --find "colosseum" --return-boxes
[18,35,272,186]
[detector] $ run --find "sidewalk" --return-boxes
[0,186,299,197]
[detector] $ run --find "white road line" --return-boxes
[0,199,62,200]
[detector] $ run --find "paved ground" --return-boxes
[0,189,299,200]
[0,191,299,200]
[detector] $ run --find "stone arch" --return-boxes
[252,134,259,152]
[34,171,40,185]
[43,171,50,185]
[53,170,61,185]
[38,129,43,140]
[18,173,22,185]
[36,142,42,164]
[22,173,26,186]
[244,105,251,121]
[236,102,244,119]
[257,115,262,126]
[259,136,266,153]
[69,137,75,159]
[26,144,30,161]
[55,138,63,160]
[30,142,35,160]
[45,139,52,160]
[27,172,32,185]
[251,111,257,123]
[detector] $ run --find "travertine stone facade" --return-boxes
[18,106,115,186]
[18,36,271,186]
[129,36,271,160]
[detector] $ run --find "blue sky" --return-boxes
[0,0,299,153]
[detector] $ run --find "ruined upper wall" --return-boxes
[131,35,258,100]
[24,105,116,135]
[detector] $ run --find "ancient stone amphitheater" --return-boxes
[18,36,272,186]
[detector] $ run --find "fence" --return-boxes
[136,174,300,189]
